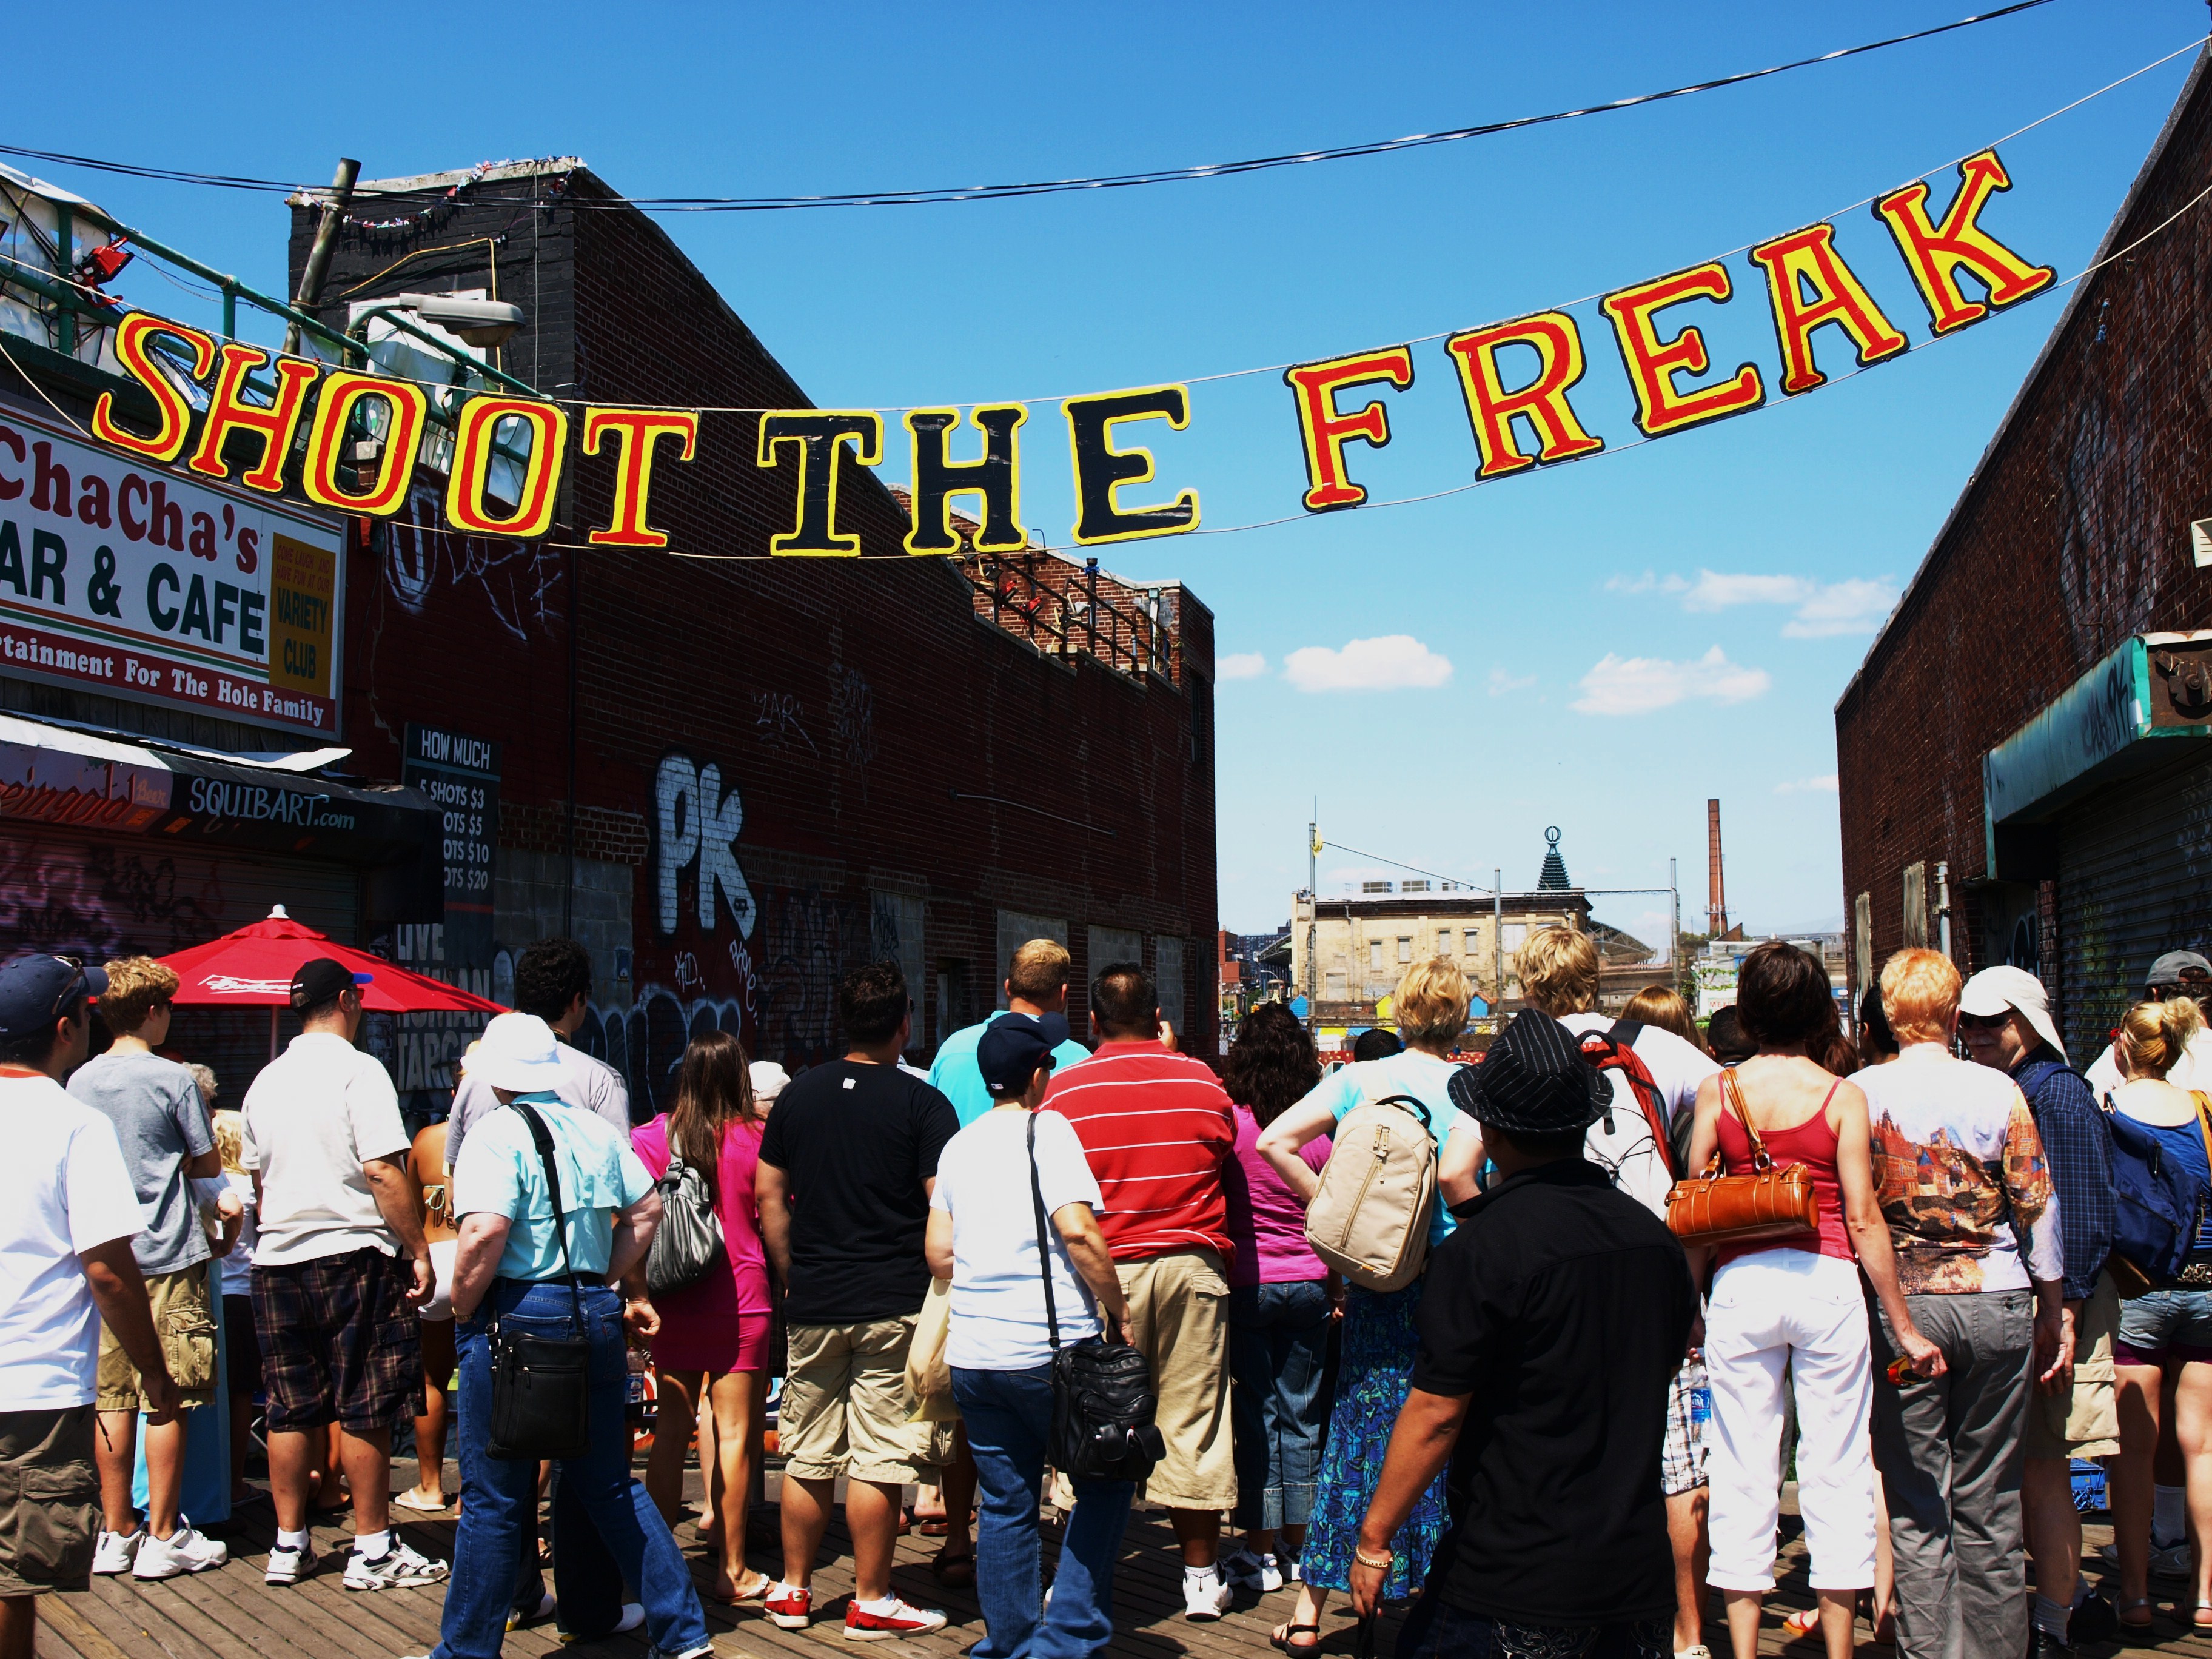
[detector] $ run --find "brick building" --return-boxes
[0,158,1216,1113]
[1835,53,2212,1055]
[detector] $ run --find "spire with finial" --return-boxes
[1537,825,1570,890]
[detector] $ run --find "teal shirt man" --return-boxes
[931,1011,1092,1126]
[449,1089,652,1279]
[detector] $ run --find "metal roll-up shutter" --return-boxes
[2056,743,2212,1057]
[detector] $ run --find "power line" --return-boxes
[0,2,2056,215]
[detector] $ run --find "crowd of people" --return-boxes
[5,921,2212,1659]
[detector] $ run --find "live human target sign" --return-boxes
[0,404,341,736]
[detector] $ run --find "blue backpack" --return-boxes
[2104,1091,2212,1292]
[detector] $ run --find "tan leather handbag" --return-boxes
[1664,1070,1820,1247]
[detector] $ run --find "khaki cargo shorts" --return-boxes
[2025,1271,2121,1460]
[780,1315,950,1486]
[1119,1247,1236,1511]
[0,1404,98,1595]
[98,1264,218,1413]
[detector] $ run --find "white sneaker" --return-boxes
[1286,1555,1302,1584]
[1183,1570,1234,1620]
[92,1530,141,1576]
[1221,1547,1282,1593]
[343,1540,449,1590]
[133,1523,227,1578]
[1678,1646,1715,1659]
[508,1590,556,1631]
[264,1543,317,1585]
[2097,1540,2192,1581]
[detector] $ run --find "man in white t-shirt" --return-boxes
[2083,950,2212,1102]
[241,959,444,1595]
[1516,925,1719,1659]
[443,938,629,1173]
[924,1011,1133,1659]
[0,954,174,1659]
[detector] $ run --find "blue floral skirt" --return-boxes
[1300,1278,1447,1600]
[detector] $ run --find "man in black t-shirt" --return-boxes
[1349,1011,1695,1659]
[756,961,960,1641]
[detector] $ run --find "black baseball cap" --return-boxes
[0,954,110,1043]
[977,1011,1070,1098]
[290,957,372,1010]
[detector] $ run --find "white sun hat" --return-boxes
[1958,966,2066,1062]
[469,1011,569,1093]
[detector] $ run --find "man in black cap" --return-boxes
[0,954,178,1659]
[1349,1010,1695,1657]
[238,958,444,1594]
[2085,948,2212,1100]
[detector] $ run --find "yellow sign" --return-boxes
[267,533,334,697]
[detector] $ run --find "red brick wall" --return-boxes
[1835,58,2212,998]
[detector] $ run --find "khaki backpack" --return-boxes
[1304,1093,1438,1292]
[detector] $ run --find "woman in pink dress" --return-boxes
[631,1030,772,1602]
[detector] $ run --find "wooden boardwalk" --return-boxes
[31,1461,2212,1659]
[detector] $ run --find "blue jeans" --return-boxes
[952,1364,1133,1659]
[431,1281,708,1659]
[1228,1279,1330,1532]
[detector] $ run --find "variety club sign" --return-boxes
[75,149,2049,557]
[0,407,341,734]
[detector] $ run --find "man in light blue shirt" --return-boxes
[931,939,1093,1128]
[435,1014,708,1659]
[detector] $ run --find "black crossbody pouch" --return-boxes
[486,1100,594,1461]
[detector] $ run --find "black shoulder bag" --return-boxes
[486,1100,594,1461]
[1026,1111,1165,1483]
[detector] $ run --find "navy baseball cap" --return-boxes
[977,1011,1071,1098]
[0,954,110,1042]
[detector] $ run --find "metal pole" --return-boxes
[1671,856,1681,996]
[1305,811,1318,1034]
[55,202,74,356]
[1494,868,1504,1022]
[286,157,360,358]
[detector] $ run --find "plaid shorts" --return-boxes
[1661,1355,1709,1497]
[250,1247,421,1434]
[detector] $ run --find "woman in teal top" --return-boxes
[1255,960,1482,1652]
[436,1013,711,1659]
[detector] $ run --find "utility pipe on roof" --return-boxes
[284,158,360,358]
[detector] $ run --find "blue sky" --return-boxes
[13,1,2204,945]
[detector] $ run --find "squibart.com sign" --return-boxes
[70,148,2050,558]
[0,406,341,735]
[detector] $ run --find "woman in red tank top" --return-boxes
[1683,944,1942,1659]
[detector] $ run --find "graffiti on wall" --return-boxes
[386,486,564,643]
[655,752,754,937]
[0,838,223,957]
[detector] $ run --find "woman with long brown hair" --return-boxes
[629,1030,773,1603]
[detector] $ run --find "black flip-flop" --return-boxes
[1271,1623,1322,1655]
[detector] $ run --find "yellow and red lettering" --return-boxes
[184,344,322,492]
[1444,312,1605,479]
[1283,347,1413,511]
[301,371,427,516]
[90,313,216,463]
[582,409,699,548]
[446,396,569,539]
[1600,264,1765,437]
[1749,223,1909,394]
[1874,150,2053,335]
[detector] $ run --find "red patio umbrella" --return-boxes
[158,905,505,1057]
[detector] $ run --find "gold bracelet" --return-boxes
[1353,1547,1393,1570]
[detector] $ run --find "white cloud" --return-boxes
[1283,634,1453,693]
[1775,774,1840,794]
[1487,667,1536,696]
[1217,652,1267,680]
[1781,578,1898,638]
[1604,571,1687,595]
[1673,568,1899,637]
[1571,646,1771,716]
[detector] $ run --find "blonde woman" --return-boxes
[1255,959,1484,1651]
[2106,996,2212,1635]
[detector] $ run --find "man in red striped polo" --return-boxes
[1041,961,1239,1621]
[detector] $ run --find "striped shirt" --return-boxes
[1042,1039,1235,1264]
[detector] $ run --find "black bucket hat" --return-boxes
[1447,1009,1606,1135]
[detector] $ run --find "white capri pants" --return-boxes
[1704,1248,1876,1593]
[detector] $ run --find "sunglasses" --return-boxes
[47,954,89,1021]
[1956,1012,2011,1032]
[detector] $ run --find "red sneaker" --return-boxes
[765,1583,811,1629]
[845,1598,948,1641]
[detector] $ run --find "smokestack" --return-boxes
[1707,799,1728,936]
